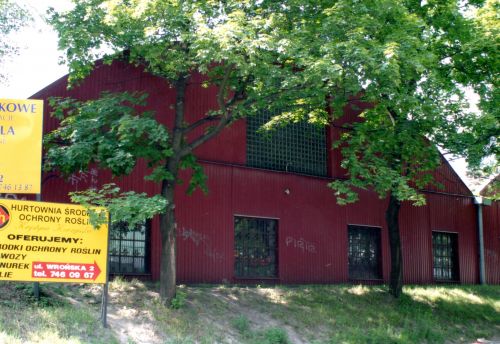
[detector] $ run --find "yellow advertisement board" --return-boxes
[0,199,108,284]
[0,99,43,194]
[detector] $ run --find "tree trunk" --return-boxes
[386,193,403,298]
[157,76,188,304]
[159,180,176,304]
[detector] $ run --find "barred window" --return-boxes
[109,221,150,274]
[234,216,278,279]
[432,231,459,281]
[348,225,382,280]
[247,110,327,176]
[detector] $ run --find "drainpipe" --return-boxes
[474,196,491,285]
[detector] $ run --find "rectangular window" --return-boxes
[432,231,459,281]
[247,110,327,176]
[234,216,278,278]
[109,221,150,274]
[348,225,382,280]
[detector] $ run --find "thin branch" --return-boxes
[179,116,233,157]
[181,115,221,134]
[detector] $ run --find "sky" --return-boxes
[0,0,73,99]
[0,0,489,193]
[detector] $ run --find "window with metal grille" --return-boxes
[247,110,327,176]
[234,216,278,278]
[109,221,150,274]
[432,231,459,281]
[348,225,382,280]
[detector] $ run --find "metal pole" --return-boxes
[101,282,109,327]
[474,196,486,285]
[101,213,111,328]
[33,193,41,300]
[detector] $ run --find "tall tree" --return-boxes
[46,0,497,302]
[46,0,310,303]
[0,0,31,81]
[262,0,498,297]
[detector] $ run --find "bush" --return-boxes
[170,290,187,309]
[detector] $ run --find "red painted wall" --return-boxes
[171,163,478,284]
[31,61,497,285]
[483,201,500,284]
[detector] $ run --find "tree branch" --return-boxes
[181,115,222,134]
[179,115,234,157]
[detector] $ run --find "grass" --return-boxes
[0,280,498,343]
[0,282,118,344]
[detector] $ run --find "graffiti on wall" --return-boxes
[179,227,224,261]
[285,236,317,254]
[68,168,99,190]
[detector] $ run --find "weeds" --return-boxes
[262,327,289,344]
[0,282,118,344]
[232,315,250,334]
[170,290,188,309]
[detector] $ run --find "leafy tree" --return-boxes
[262,0,498,297]
[0,0,31,81]
[46,0,310,303]
[46,0,497,302]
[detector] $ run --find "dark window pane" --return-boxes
[234,217,278,278]
[247,110,327,176]
[432,232,459,281]
[109,221,150,274]
[348,225,382,280]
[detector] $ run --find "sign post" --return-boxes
[0,99,111,325]
[0,199,109,283]
[0,99,43,194]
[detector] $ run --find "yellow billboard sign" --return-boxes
[0,199,108,284]
[0,99,43,194]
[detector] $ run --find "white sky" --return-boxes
[0,0,72,98]
[0,0,489,193]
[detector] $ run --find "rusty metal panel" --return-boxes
[175,165,234,283]
[425,158,472,196]
[483,201,500,284]
[399,201,433,284]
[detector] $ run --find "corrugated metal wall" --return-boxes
[483,201,500,284]
[172,162,480,285]
[32,60,498,285]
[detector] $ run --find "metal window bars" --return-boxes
[348,225,382,280]
[109,221,150,274]
[234,216,278,278]
[247,110,327,177]
[432,231,459,281]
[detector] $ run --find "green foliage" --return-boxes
[231,315,251,334]
[255,0,499,204]
[180,154,208,195]
[45,92,171,178]
[170,290,187,310]
[46,0,498,302]
[70,183,167,228]
[46,1,499,205]
[262,327,289,344]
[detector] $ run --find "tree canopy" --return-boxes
[47,0,498,300]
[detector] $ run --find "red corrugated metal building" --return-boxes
[31,61,499,285]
